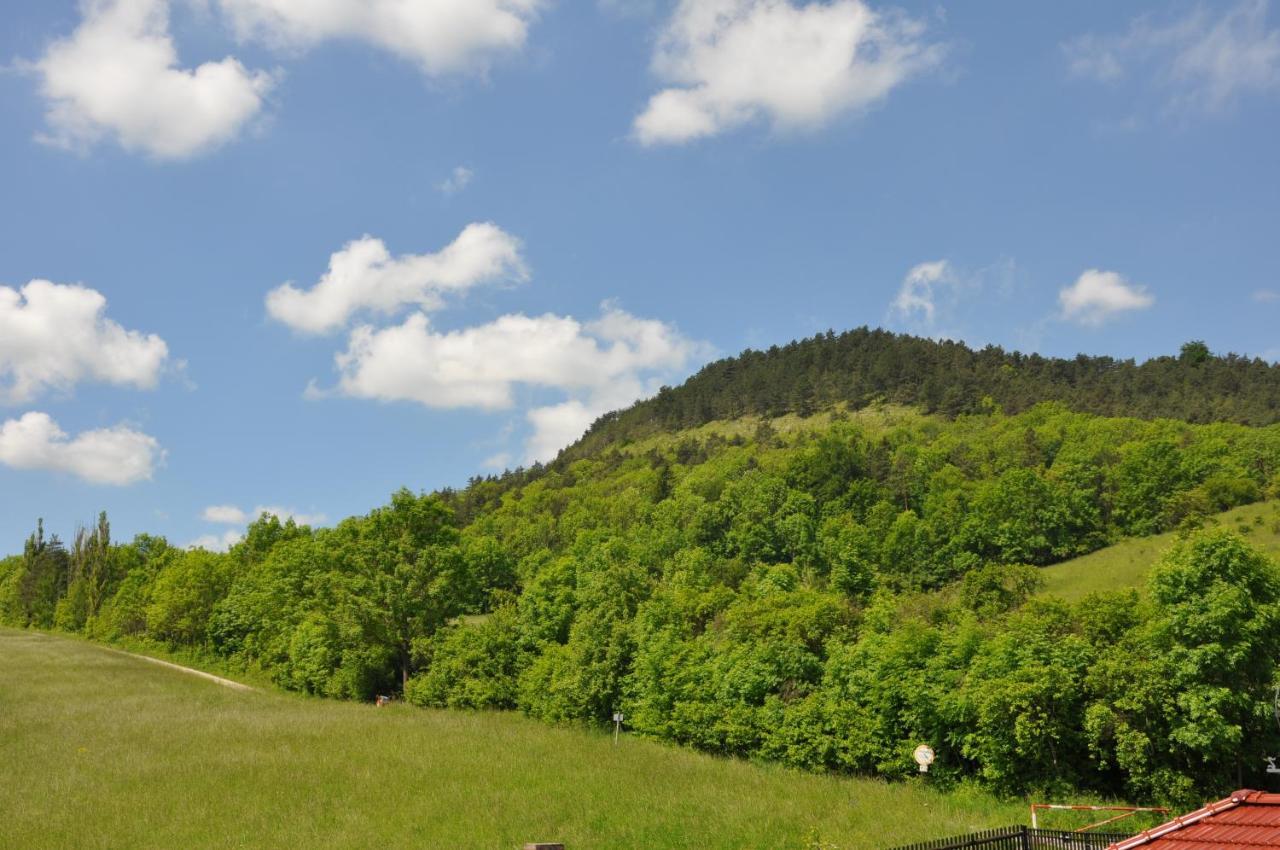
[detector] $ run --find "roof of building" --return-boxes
[1110,790,1280,850]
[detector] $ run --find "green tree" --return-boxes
[1086,530,1280,804]
[343,489,466,689]
[146,549,235,646]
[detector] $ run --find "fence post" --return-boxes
[1020,825,1031,850]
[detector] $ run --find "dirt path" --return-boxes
[101,645,255,692]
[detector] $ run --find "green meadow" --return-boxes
[0,629,1029,850]
[1040,501,1280,600]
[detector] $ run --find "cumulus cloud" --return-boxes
[0,412,163,485]
[202,503,326,526]
[276,232,710,463]
[217,0,542,76]
[326,304,707,461]
[1064,1,1280,115]
[265,223,527,335]
[886,258,1021,341]
[0,279,169,403]
[31,0,275,159]
[438,166,474,195]
[634,0,944,145]
[524,400,599,464]
[1059,269,1155,326]
[332,307,698,409]
[889,260,953,327]
[201,504,249,524]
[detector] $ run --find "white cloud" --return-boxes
[0,279,170,403]
[202,504,248,524]
[0,411,163,485]
[438,165,474,195]
[1252,288,1280,303]
[633,0,944,145]
[326,304,708,461]
[202,503,326,526]
[265,223,527,334]
[886,258,1021,341]
[187,529,245,551]
[889,260,953,327]
[32,0,275,159]
[524,400,598,464]
[1064,1,1280,115]
[332,307,698,409]
[217,0,542,76]
[1059,269,1155,326]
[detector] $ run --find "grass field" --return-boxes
[1040,501,1280,601]
[0,629,1033,850]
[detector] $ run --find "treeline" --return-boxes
[5,403,1280,805]
[1,494,516,696]
[564,332,1280,460]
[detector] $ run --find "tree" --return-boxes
[1180,340,1211,366]
[957,599,1094,794]
[343,489,466,690]
[10,521,69,628]
[1086,530,1280,804]
[146,549,234,646]
[56,512,113,631]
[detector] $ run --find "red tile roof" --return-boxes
[1110,790,1280,850]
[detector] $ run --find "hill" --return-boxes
[7,398,1280,808]
[8,329,1280,810]
[0,628,1027,850]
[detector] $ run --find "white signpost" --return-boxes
[913,744,935,774]
[613,712,624,745]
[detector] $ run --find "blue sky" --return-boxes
[1,0,1278,551]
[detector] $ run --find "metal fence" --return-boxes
[887,825,1132,850]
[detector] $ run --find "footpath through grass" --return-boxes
[1040,501,1280,601]
[0,629,1026,850]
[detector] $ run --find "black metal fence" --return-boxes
[888,825,1131,850]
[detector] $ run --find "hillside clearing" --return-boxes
[1040,501,1280,600]
[0,629,1027,850]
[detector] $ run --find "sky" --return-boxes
[1,0,1279,551]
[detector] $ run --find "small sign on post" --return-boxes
[612,711,624,745]
[913,744,935,774]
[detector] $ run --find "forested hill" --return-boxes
[9,403,1280,806]
[10,329,1280,809]
[566,330,1280,459]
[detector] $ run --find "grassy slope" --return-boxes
[0,629,1028,850]
[1040,502,1280,601]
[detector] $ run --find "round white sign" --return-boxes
[913,744,935,767]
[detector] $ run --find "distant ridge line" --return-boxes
[561,327,1280,462]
